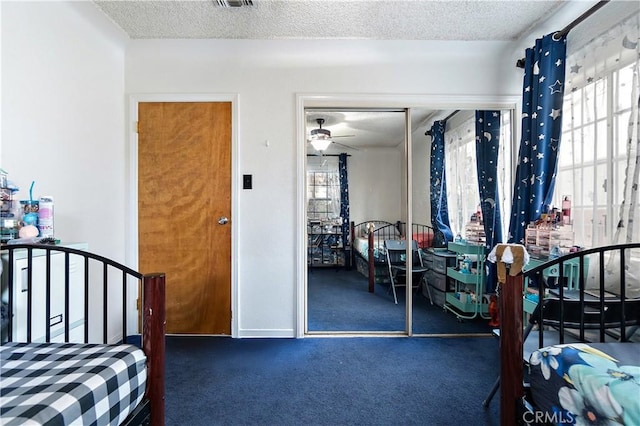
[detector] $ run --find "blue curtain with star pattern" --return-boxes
[476,110,503,250]
[339,153,350,250]
[429,120,453,247]
[476,111,503,294]
[508,33,567,244]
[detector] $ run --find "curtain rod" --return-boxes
[516,0,611,68]
[306,154,351,157]
[425,110,460,136]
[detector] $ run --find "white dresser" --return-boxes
[1,242,88,343]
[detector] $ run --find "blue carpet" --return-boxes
[165,336,501,426]
[308,268,493,334]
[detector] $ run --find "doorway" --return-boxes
[131,95,239,336]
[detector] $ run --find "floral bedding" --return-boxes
[529,342,640,425]
[353,237,388,262]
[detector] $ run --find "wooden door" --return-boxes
[138,102,232,334]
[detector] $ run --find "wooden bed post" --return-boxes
[143,273,166,426]
[368,226,375,293]
[500,272,524,425]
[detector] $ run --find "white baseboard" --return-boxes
[236,328,296,338]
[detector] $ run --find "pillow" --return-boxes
[413,230,434,248]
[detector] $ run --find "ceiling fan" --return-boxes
[307,118,357,152]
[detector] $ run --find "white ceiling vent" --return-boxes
[215,0,253,7]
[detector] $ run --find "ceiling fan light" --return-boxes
[310,128,331,139]
[215,0,253,7]
[310,139,332,151]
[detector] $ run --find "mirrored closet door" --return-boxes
[302,103,516,336]
[305,109,408,333]
[411,109,514,336]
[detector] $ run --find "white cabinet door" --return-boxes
[7,246,86,343]
[47,251,86,342]
[13,254,56,342]
[64,252,86,338]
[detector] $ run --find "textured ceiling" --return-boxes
[93,0,564,41]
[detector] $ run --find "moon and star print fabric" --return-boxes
[509,33,567,244]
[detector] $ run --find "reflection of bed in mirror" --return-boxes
[350,220,435,284]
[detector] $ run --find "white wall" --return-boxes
[1,1,128,261]
[125,38,519,337]
[1,2,130,340]
[411,125,431,227]
[348,147,403,225]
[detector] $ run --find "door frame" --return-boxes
[127,93,240,337]
[296,94,521,338]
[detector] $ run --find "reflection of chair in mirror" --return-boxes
[384,240,430,304]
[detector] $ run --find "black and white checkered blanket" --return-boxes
[0,342,147,425]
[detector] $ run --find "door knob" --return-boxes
[218,216,229,225]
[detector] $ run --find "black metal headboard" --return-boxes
[523,242,640,344]
[1,243,146,345]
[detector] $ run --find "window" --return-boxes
[553,12,639,248]
[445,114,478,236]
[555,69,633,246]
[307,157,340,221]
[445,111,512,239]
